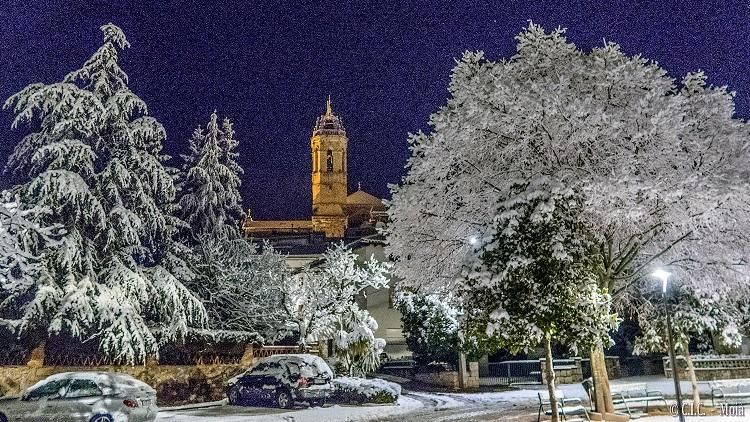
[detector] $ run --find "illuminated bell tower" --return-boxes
[311,96,348,238]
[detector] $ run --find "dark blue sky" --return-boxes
[1,0,748,218]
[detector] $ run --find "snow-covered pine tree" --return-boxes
[178,112,244,239]
[283,243,390,371]
[3,23,206,364]
[219,117,245,227]
[462,178,616,422]
[386,23,750,413]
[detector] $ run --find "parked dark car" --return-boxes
[226,354,334,409]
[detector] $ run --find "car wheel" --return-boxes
[227,385,244,406]
[89,414,113,422]
[276,389,293,409]
[309,398,326,407]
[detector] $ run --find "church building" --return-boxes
[243,97,387,259]
[243,99,408,358]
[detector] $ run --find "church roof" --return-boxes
[313,96,346,137]
[346,188,384,208]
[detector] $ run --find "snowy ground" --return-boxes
[156,377,750,421]
[157,395,423,422]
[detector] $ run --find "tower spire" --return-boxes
[326,94,332,117]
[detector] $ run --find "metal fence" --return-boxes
[480,360,543,386]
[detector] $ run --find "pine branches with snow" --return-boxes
[2,23,206,364]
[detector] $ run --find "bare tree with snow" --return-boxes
[2,23,206,364]
[189,237,289,340]
[386,23,750,413]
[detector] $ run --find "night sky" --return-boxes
[1,1,748,219]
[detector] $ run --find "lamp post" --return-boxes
[652,269,685,422]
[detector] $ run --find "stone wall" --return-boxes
[413,362,480,390]
[664,355,750,381]
[0,363,244,406]
[540,358,584,385]
[605,356,623,379]
[0,344,307,406]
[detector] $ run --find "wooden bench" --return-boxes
[610,383,667,418]
[537,390,590,422]
[710,379,750,406]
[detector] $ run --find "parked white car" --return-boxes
[0,372,158,422]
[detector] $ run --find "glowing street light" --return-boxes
[652,268,671,294]
[652,268,685,422]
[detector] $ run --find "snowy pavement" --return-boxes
[157,395,424,422]
[155,379,750,422]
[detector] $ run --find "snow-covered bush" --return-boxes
[2,23,206,364]
[317,303,386,376]
[330,377,401,404]
[396,292,459,366]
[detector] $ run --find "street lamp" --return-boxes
[652,268,685,422]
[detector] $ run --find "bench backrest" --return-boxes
[538,389,566,403]
[610,383,648,396]
[710,379,750,393]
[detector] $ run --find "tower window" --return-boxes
[326,150,334,172]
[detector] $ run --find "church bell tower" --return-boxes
[311,97,348,238]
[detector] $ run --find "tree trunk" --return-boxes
[682,341,700,411]
[544,334,559,422]
[297,319,308,351]
[590,345,614,413]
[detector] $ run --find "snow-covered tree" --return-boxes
[3,23,206,364]
[282,243,390,372]
[462,178,616,421]
[632,281,746,408]
[178,111,244,240]
[386,23,750,413]
[395,291,460,366]
[189,237,288,340]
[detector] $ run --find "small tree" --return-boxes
[632,282,745,408]
[282,243,391,373]
[462,178,616,422]
[396,292,460,367]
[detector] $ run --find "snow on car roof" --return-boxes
[258,354,334,378]
[26,372,155,395]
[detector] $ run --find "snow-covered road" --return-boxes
[155,390,540,422]
[157,395,424,422]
